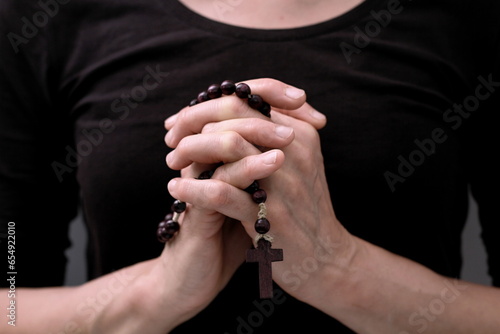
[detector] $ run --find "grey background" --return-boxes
[63,190,492,286]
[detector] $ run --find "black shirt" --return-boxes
[1,0,499,332]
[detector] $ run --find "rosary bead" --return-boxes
[258,102,271,117]
[164,220,180,234]
[207,84,222,99]
[157,227,174,242]
[254,218,271,234]
[248,94,264,110]
[171,200,187,213]
[252,189,267,204]
[244,180,260,194]
[189,99,199,107]
[221,80,236,95]
[197,91,210,103]
[235,83,251,98]
[157,219,180,242]
[164,212,173,221]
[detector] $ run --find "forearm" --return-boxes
[0,259,185,333]
[309,236,500,333]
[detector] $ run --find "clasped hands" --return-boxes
[161,78,358,316]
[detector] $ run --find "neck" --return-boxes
[178,0,365,29]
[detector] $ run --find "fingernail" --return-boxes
[165,131,172,145]
[164,114,178,129]
[262,151,277,165]
[165,131,177,148]
[275,125,293,139]
[166,152,174,166]
[311,110,327,121]
[285,86,305,99]
[168,178,178,192]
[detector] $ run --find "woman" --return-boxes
[1,0,499,332]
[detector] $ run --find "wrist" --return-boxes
[126,259,207,333]
[289,227,365,309]
[143,255,216,329]
[88,259,188,334]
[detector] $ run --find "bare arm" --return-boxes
[0,259,176,333]
[303,235,500,334]
[0,256,221,334]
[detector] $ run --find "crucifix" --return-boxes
[246,238,283,299]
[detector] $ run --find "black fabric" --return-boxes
[1,0,499,332]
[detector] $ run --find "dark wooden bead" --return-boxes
[171,200,186,213]
[248,94,264,110]
[164,213,173,221]
[254,218,271,234]
[252,189,267,204]
[258,102,271,117]
[207,84,222,99]
[197,91,210,103]
[157,227,174,242]
[221,80,236,95]
[244,180,260,194]
[189,99,199,107]
[235,83,251,98]
[164,220,180,234]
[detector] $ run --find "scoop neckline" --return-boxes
[158,0,387,41]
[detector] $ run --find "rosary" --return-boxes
[157,80,283,299]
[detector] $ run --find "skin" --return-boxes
[178,0,366,29]
[165,78,500,334]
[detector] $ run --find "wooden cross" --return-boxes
[246,238,283,299]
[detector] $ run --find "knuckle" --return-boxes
[298,123,321,146]
[204,181,231,207]
[233,156,255,183]
[259,78,281,90]
[175,136,191,155]
[217,95,246,116]
[219,131,245,155]
[175,107,191,126]
[212,165,230,183]
[241,156,255,176]
[254,121,276,144]
[201,122,216,134]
